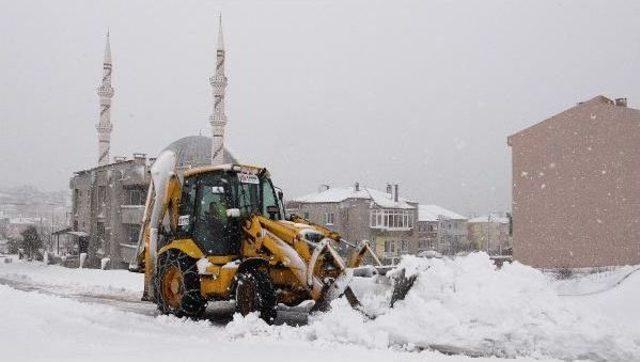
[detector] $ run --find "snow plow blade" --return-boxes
[366,266,418,307]
[311,268,355,312]
[311,265,417,318]
[387,268,418,307]
[349,265,419,317]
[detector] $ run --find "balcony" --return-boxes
[369,209,414,231]
[370,225,412,231]
[120,205,145,224]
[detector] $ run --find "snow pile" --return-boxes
[562,269,640,334]
[0,259,142,298]
[306,253,639,360]
[553,265,640,296]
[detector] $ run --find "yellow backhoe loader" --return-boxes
[130,151,415,323]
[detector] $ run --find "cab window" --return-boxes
[261,178,281,220]
[176,178,197,235]
[198,186,228,228]
[192,175,240,255]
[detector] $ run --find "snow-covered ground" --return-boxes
[0,253,638,361]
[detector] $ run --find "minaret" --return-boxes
[96,32,114,166]
[209,15,228,165]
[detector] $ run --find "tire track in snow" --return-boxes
[0,276,309,326]
[557,266,640,296]
[0,276,158,316]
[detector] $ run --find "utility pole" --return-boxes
[486,214,492,255]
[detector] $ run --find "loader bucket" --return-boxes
[388,268,418,307]
[370,265,420,307]
[343,265,420,319]
[310,269,355,313]
[309,239,419,318]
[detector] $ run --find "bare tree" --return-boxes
[20,226,42,260]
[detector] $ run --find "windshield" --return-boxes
[229,171,282,220]
[190,173,239,255]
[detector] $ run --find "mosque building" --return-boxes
[68,18,234,268]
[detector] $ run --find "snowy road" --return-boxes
[1,254,639,361]
[0,273,311,325]
[0,274,158,316]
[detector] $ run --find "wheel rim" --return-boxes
[161,265,184,309]
[236,277,257,315]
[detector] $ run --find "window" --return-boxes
[177,178,197,234]
[369,209,414,229]
[96,222,105,238]
[98,186,106,204]
[125,224,140,244]
[233,181,260,216]
[198,185,229,228]
[123,187,146,205]
[73,189,80,212]
[325,212,335,225]
[400,240,408,252]
[193,181,238,255]
[96,222,106,251]
[261,178,281,220]
[384,240,396,253]
[303,212,310,219]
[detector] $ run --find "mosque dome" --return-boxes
[161,135,237,169]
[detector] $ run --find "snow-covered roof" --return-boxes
[418,204,466,221]
[468,213,510,224]
[292,186,415,209]
[9,217,40,225]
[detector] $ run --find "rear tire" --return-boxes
[234,268,277,324]
[154,250,206,318]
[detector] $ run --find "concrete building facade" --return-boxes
[287,185,468,263]
[467,213,511,255]
[287,184,418,264]
[70,155,151,267]
[508,95,640,268]
[417,205,469,255]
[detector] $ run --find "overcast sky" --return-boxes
[1,0,639,215]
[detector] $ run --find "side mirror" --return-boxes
[226,208,241,218]
[277,190,284,201]
[266,205,280,216]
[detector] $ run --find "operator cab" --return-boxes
[175,165,285,256]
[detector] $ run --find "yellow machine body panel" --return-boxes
[159,239,205,260]
[199,265,238,298]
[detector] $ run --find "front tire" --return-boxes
[234,268,277,324]
[154,250,206,318]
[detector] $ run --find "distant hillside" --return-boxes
[0,185,69,207]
